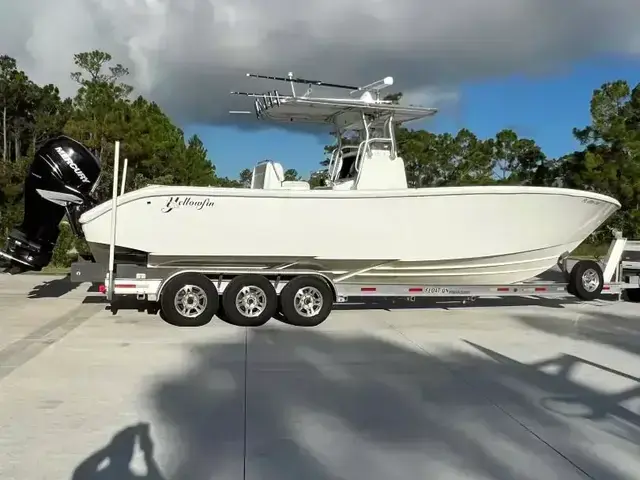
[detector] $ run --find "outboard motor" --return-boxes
[0,136,101,272]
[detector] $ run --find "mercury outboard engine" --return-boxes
[0,136,101,273]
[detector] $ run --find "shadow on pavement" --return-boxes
[514,309,640,357]
[135,328,638,480]
[72,423,166,480]
[27,275,81,298]
[466,340,640,444]
[512,307,640,447]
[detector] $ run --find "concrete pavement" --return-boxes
[0,273,639,479]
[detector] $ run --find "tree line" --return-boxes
[1,50,639,267]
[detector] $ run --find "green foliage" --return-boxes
[238,168,252,188]
[51,222,77,267]
[560,81,640,239]
[0,50,244,267]
[1,49,639,269]
[284,169,300,181]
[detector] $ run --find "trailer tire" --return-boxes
[221,274,277,327]
[279,275,333,327]
[569,260,604,301]
[160,273,219,327]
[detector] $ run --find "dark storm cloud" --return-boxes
[1,0,638,127]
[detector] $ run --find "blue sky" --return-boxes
[184,55,640,180]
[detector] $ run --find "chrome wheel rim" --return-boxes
[235,286,267,317]
[174,285,208,318]
[581,268,600,293]
[294,286,323,317]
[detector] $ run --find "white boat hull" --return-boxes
[79,184,620,286]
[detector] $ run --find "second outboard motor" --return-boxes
[0,136,101,272]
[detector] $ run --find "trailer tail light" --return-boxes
[99,283,137,293]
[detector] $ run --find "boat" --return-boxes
[0,72,621,288]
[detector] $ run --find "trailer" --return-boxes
[67,142,640,328]
[70,235,640,328]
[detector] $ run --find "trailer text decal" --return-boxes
[161,196,215,213]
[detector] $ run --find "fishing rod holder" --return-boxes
[229,90,283,118]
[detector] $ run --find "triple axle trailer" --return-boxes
[70,231,640,328]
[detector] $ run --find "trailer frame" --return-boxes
[70,235,635,302]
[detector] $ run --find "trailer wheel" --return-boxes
[160,273,219,327]
[279,275,333,327]
[221,274,277,327]
[569,260,604,301]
